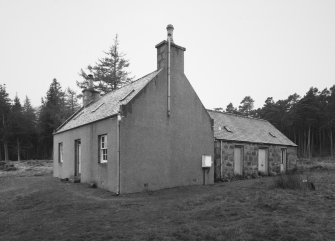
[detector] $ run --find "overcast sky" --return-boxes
[1,0,334,109]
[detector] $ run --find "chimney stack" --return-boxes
[155,25,186,72]
[82,74,100,107]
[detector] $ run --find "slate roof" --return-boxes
[208,110,297,147]
[56,69,161,133]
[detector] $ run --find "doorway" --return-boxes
[74,139,81,177]
[234,146,243,175]
[281,149,287,173]
[258,148,268,175]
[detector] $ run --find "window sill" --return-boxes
[99,162,108,165]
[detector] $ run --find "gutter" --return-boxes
[54,114,118,135]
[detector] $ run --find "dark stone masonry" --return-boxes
[214,140,298,181]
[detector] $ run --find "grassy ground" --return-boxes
[0,160,334,241]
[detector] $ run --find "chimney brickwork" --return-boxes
[155,25,186,73]
[82,74,100,106]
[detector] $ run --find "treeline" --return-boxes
[0,79,80,161]
[215,86,335,158]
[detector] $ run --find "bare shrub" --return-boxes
[274,173,315,190]
[275,174,302,189]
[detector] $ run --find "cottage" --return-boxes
[53,25,214,194]
[208,110,298,180]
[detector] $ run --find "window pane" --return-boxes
[59,143,63,163]
[101,136,105,149]
[99,135,108,163]
[103,149,107,160]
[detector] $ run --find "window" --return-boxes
[58,142,63,163]
[99,135,108,163]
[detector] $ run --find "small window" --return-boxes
[269,132,276,138]
[58,143,63,163]
[224,126,233,133]
[99,135,108,163]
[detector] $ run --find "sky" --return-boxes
[1,0,335,109]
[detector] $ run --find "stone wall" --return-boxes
[214,140,298,181]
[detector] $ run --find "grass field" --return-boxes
[0,159,334,241]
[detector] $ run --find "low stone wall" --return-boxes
[214,140,298,181]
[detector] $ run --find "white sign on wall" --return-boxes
[202,155,212,168]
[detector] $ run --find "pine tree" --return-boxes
[22,96,37,159]
[328,85,335,156]
[77,35,133,94]
[225,103,238,114]
[10,96,25,161]
[238,96,254,116]
[38,79,66,159]
[0,84,11,161]
[64,87,80,117]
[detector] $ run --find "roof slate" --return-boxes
[208,110,297,147]
[56,69,161,133]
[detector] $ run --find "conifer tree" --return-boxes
[77,35,133,94]
[22,96,37,159]
[238,96,254,116]
[38,79,66,158]
[225,103,238,114]
[0,84,11,161]
[10,96,25,161]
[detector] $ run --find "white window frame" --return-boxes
[58,142,63,163]
[99,135,108,163]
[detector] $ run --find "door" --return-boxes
[258,149,268,174]
[234,147,243,175]
[281,149,287,173]
[74,139,81,177]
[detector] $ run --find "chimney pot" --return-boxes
[87,74,94,89]
[166,24,174,42]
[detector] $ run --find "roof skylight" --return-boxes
[91,103,104,113]
[73,112,84,120]
[224,126,233,133]
[119,89,135,101]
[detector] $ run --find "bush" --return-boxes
[275,174,302,189]
[274,173,315,190]
[0,162,18,171]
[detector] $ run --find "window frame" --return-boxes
[58,142,63,163]
[98,134,108,164]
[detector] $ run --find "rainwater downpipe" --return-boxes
[220,140,223,179]
[167,35,171,117]
[116,112,121,195]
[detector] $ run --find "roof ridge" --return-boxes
[207,109,268,122]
